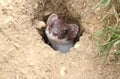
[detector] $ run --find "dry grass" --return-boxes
[91,0,120,64]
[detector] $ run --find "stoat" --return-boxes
[45,14,79,53]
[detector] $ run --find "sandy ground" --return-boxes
[0,0,120,79]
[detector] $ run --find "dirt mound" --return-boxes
[0,0,120,79]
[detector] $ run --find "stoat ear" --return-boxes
[69,24,79,38]
[47,14,58,26]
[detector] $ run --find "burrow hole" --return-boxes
[35,0,84,53]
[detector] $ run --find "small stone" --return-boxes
[44,11,52,16]
[60,66,66,76]
[34,20,46,28]
[74,43,80,48]
[16,75,19,79]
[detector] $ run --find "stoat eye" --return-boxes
[63,30,68,34]
[51,23,54,28]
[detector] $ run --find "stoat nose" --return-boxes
[53,30,60,36]
[53,30,63,36]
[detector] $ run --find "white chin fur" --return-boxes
[45,28,74,53]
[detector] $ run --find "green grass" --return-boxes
[91,0,120,64]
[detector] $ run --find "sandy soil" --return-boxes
[0,0,120,79]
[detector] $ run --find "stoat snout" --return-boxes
[45,14,79,53]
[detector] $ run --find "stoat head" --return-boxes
[46,14,79,42]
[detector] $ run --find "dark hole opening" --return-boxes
[36,27,52,47]
[35,0,84,53]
